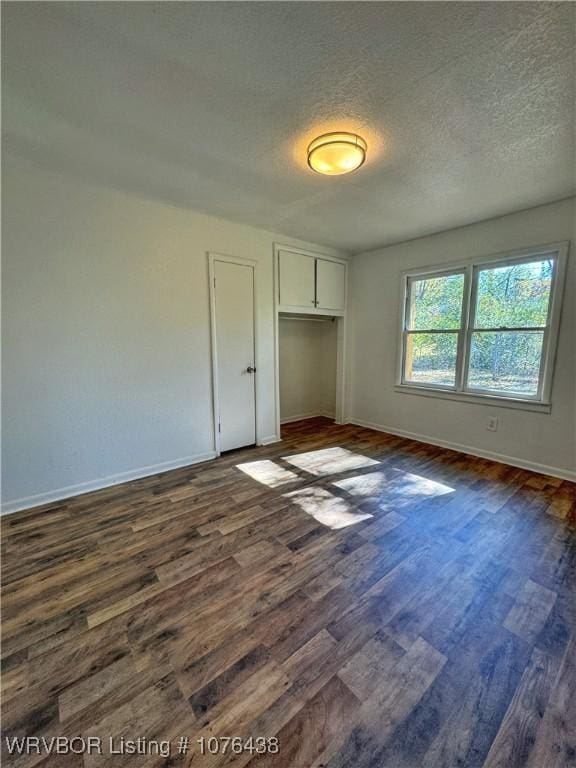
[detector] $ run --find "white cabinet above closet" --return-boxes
[316,258,346,312]
[276,247,347,315]
[277,250,316,309]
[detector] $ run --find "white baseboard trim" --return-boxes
[347,417,576,483]
[280,412,321,425]
[1,451,218,516]
[280,411,335,425]
[259,434,281,446]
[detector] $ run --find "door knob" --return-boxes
[246,366,256,373]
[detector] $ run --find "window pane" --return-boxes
[405,332,458,387]
[408,273,464,330]
[467,331,543,395]
[474,258,553,329]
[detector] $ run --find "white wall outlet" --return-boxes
[487,416,499,432]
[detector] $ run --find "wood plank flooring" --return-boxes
[2,417,575,767]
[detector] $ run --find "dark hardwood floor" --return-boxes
[2,418,575,768]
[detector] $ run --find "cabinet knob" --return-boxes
[246,366,256,374]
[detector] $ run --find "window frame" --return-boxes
[396,242,569,411]
[402,267,469,391]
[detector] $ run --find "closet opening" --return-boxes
[278,313,339,433]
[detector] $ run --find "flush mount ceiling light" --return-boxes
[307,132,367,175]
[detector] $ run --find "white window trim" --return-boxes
[395,241,569,412]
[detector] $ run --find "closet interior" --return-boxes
[278,314,338,424]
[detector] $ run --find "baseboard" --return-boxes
[280,411,322,425]
[280,411,335,425]
[347,417,576,482]
[1,451,218,516]
[259,434,281,446]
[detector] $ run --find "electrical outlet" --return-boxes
[487,416,499,432]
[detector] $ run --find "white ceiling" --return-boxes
[3,2,575,252]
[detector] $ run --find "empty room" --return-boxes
[1,2,575,767]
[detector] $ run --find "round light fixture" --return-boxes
[307,132,367,175]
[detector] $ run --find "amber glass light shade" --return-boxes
[307,132,367,175]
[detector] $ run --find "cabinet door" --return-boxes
[316,259,346,311]
[278,250,316,309]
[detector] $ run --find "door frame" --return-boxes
[208,252,259,456]
[273,243,348,440]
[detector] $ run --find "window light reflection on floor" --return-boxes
[283,486,373,530]
[283,447,379,477]
[333,469,454,502]
[236,459,299,488]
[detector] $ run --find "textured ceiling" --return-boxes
[3,2,575,252]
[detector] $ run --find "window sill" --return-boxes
[394,384,551,413]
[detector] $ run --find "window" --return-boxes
[403,270,465,388]
[398,243,568,408]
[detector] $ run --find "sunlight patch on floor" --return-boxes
[236,459,299,488]
[283,486,373,529]
[391,470,454,497]
[283,447,379,477]
[333,468,454,503]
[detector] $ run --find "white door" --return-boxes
[316,259,346,311]
[212,259,256,451]
[278,250,316,309]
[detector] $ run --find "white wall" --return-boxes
[279,317,337,422]
[348,198,576,480]
[1,156,344,512]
